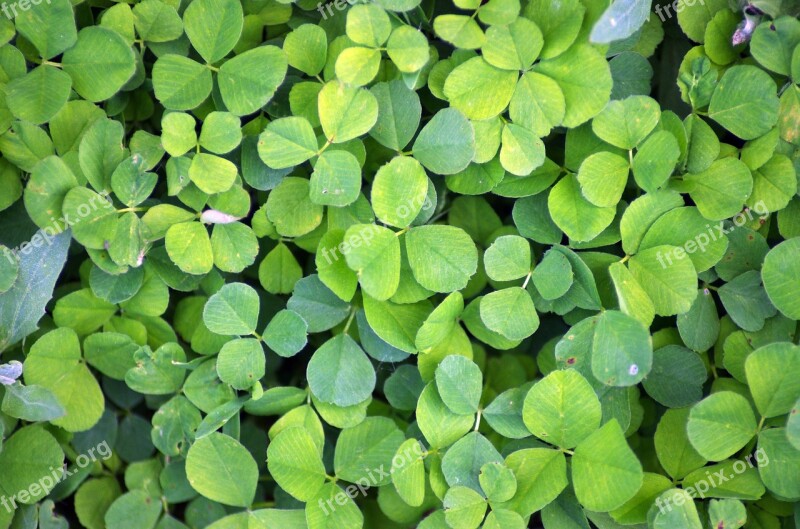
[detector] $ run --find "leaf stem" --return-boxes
[343,308,356,333]
[521,271,532,289]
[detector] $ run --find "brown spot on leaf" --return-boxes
[567,357,576,365]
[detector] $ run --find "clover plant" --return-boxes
[0,0,799,528]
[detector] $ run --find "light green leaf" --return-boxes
[687,391,758,461]
[572,419,643,512]
[307,334,376,407]
[186,432,258,507]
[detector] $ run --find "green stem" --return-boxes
[343,308,356,334]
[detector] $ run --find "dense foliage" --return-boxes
[0,0,800,528]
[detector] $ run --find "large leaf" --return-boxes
[0,229,70,353]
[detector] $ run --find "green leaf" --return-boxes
[104,491,162,529]
[482,18,542,71]
[198,111,241,154]
[318,81,379,144]
[406,225,478,292]
[684,157,754,221]
[369,80,421,151]
[687,391,758,461]
[479,287,540,341]
[371,156,428,228]
[495,448,568,517]
[707,499,747,529]
[632,130,680,193]
[763,238,800,319]
[745,342,800,418]
[132,0,183,42]
[523,369,601,448]
[534,45,612,127]
[642,345,707,407]
[287,275,350,333]
[590,0,651,44]
[5,65,72,125]
[1,383,65,422]
[23,328,104,432]
[218,45,286,116]
[750,16,800,76]
[84,332,139,380]
[417,382,474,449]
[216,338,265,390]
[709,65,780,140]
[591,95,660,150]
[307,334,375,407]
[211,222,259,273]
[125,342,186,395]
[284,24,327,76]
[647,489,703,529]
[572,419,644,512]
[186,432,258,507]
[258,116,318,169]
[412,108,475,175]
[267,426,326,501]
[609,472,672,525]
[183,0,243,64]
[532,249,574,300]
[500,123,545,176]
[343,224,400,300]
[0,426,64,503]
[263,309,308,358]
[510,72,565,138]
[0,229,69,353]
[576,151,629,208]
[306,482,364,529]
[523,0,584,59]
[484,235,531,282]
[153,55,213,110]
[591,309,652,386]
[334,416,404,484]
[654,408,707,480]
[346,3,392,47]
[189,153,238,194]
[435,355,482,415]
[310,150,361,207]
[392,439,426,506]
[442,431,502,494]
[335,46,381,87]
[443,486,487,529]
[718,270,776,332]
[266,177,323,237]
[203,282,259,336]
[548,174,616,242]
[480,463,517,503]
[443,57,518,121]
[434,15,485,50]
[62,27,136,102]
[14,0,77,60]
[628,245,698,316]
[757,427,800,500]
[165,222,213,276]
[387,26,430,72]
